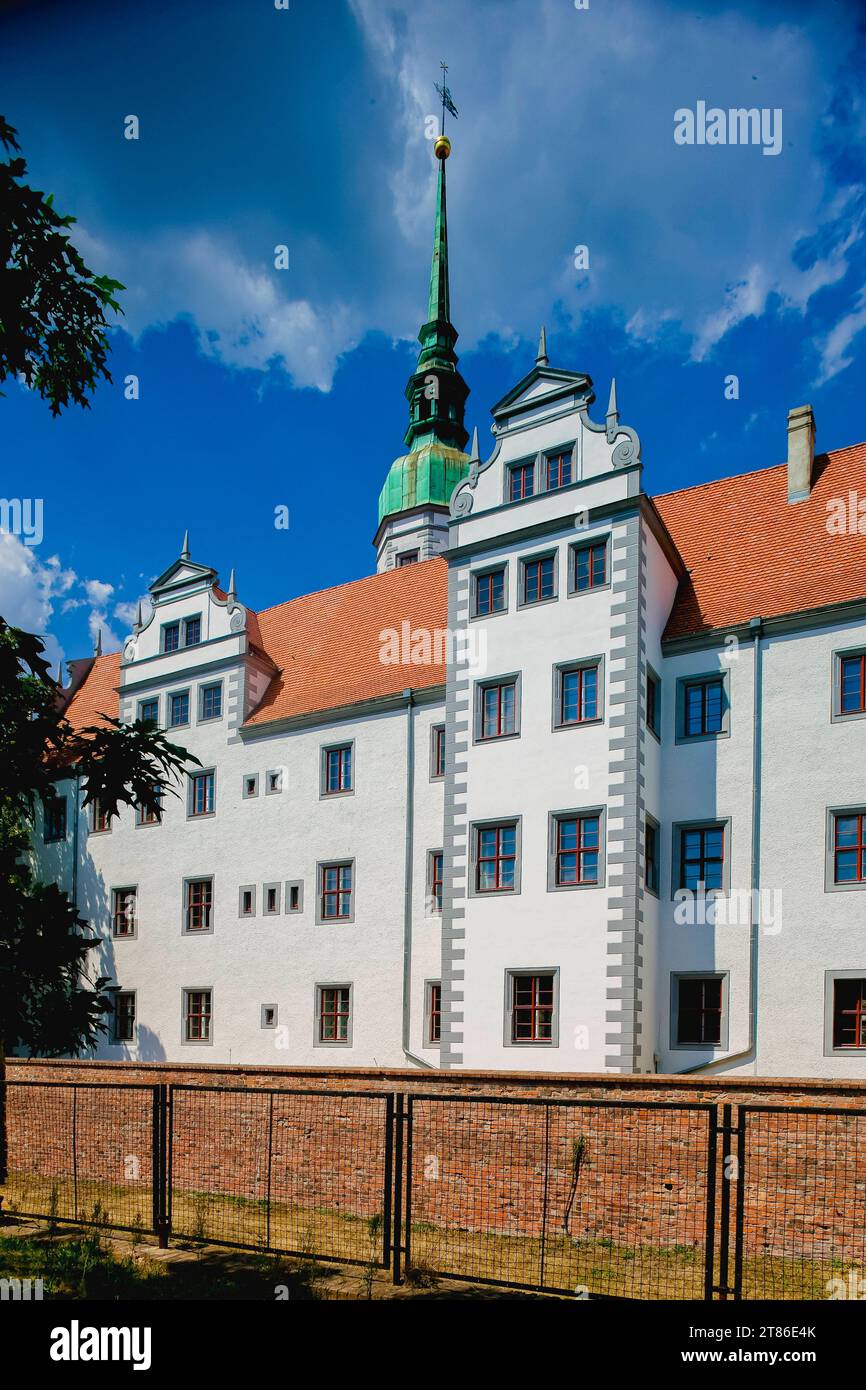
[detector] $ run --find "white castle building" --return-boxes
[38,135,866,1079]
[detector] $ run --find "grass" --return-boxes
[0,1170,849,1301]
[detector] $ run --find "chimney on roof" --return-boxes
[787,404,816,503]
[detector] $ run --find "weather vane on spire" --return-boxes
[434,61,458,160]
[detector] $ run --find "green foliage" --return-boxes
[0,617,199,1058]
[0,116,124,415]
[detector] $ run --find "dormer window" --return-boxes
[184,616,201,647]
[162,622,180,653]
[546,450,572,490]
[509,461,534,501]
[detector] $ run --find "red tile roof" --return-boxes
[245,557,447,725]
[655,442,866,641]
[60,441,866,730]
[61,652,122,736]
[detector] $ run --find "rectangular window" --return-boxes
[324,744,353,794]
[112,887,137,938]
[546,449,572,490]
[647,670,661,737]
[840,653,866,715]
[286,881,303,914]
[262,1005,277,1029]
[190,771,215,818]
[266,769,283,794]
[511,973,555,1043]
[676,976,723,1047]
[320,862,353,920]
[427,982,442,1045]
[678,825,725,892]
[44,796,67,843]
[553,813,600,887]
[137,794,161,826]
[184,616,201,647]
[478,678,518,740]
[557,662,600,726]
[185,879,213,932]
[397,550,419,567]
[521,554,556,605]
[91,798,111,833]
[264,885,279,914]
[318,986,351,1043]
[473,566,506,616]
[138,698,159,726]
[184,989,212,1043]
[833,978,866,1049]
[199,683,222,721]
[429,851,444,914]
[571,539,608,593]
[243,774,259,799]
[476,823,517,893]
[645,820,660,895]
[114,991,136,1043]
[834,812,866,884]
[240,886,255,918]
[683,677,724,738]
[431,724,445,779]
[162,622,180,653]
[169,691,190,728]
[509,461,534,501]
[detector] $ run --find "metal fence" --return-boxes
[2,1079,865,1300]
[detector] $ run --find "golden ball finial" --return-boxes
[434,135,451,160]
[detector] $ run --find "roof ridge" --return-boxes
[254,555,447,619]
[653,440,866,504]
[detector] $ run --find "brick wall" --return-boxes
[4,1060,866,1292]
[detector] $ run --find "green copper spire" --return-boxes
[377,109,471,531]
[426,156,450,328]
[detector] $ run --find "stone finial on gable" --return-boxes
[180,529,190,561]
[536,325,549,367]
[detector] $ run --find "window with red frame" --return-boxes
[833,979,866,1048]
[572,540,608,592]
[319,986,350,1042]
[185,879,213,932]
[44,796,67,843]
[522,555,555,604]
[320,862,353,918]
[324,745,352,794]
[474,567,506,615]
[676,977,722,1046]
[91,798,111,833]
[834,813,866,883]
[553,814,600,886]
[432,724,445,778]
[190,771,215,817]
[137,795,161,826]
[840,654,866,715]
[479,679,517,739]
[683,678,724,737]
[184,989,211,1042]
[430,852,443,912]
[509,461,534,501]
[546,450,572,490]
[427,982,442,1044]
[558,663,599,725]
[476,823,517,892]
[112,887,137,938]
[511,974,554,1042]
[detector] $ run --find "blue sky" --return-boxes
[1,0,865,667]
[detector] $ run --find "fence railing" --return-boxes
[2,1079,865,1300]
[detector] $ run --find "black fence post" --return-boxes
[382,1095,394,1269]
[152,1084,170,1249]
[392,1093,404,1284]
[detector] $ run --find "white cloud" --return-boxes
[0,531,68,670]
[114,596,152,628]
[816,286,866,384]
[83,578,114,608]
[75,228,362,392]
